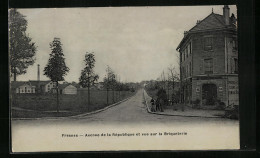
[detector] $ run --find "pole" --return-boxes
[56,81,59,113]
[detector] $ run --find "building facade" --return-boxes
[12,80,57,94]
[13,82,36,94]
[176,5,238,106]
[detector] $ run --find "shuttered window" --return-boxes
[204,37,213,51]
[234,58,238,73]
[232,39,238,50]
[190,62,192,76]
[204,58,213,74]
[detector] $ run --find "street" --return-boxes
[11,89,240,152]
[12,89,238,125]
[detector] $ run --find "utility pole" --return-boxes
[167,74,170,102]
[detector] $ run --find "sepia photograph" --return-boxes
[9,5,240,152]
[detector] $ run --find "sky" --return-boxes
[15,5,236,83]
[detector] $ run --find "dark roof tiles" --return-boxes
[189,13,236,32]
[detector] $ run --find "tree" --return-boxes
[168,65,181,110]
[79,52,99,106]
[111,73,116,103]
[44,37,69,112]
[9,9,37,81]
[103,66,114,105]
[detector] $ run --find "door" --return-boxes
[202,84,217,105]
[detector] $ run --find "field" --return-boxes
[11,89,135,118]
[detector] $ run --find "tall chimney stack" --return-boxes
[37,64,40,81]
[223,5,230,25]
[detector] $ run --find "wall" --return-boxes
[192,31,226,76]
[16,84,36,94]
[44,82,56,93]
[63,85,77,95]
[192,78,227,105]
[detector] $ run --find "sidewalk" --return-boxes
[143,90,225,118]
[12,107,70,113]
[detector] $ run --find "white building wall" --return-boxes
[44,82,56,93]
[62,85,77,94]
[16,84,36,94]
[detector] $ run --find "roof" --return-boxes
[176,12,237,50]
[59,84,76,90]
[29,80,51,86]
[189,13,235,32]
[11,81,29,89]
[11,80,53,89]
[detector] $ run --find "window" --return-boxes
[186,48,188,58]
[187,43,192,55]
[182,67,185,78]
[204,37,213,51]
[183,51,185,61]
[232,39,237,50]
[204,58,213,74]
[190,62,192,76]
[234,58,238,73]
[187,65,189,77]
[25,87,27,93]
[189,42,191,54]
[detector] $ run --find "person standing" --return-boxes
[150,97,155,112]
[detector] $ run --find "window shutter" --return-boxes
[230,58,234,73]
[213,58,217,74]
[200,59,204,74]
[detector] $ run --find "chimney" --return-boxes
[37,64,40,81]
[230,13,236,25]
[223,5,230,25]
[184,31,188,37]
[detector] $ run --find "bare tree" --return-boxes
[168,65,181,110]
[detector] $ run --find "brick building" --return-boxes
[176,5,238,106]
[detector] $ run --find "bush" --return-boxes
[192,99,200,109]
[224,104,239,119]
[215,100,226,110]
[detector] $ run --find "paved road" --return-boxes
[12,89,238,126]
[12,89,240,152]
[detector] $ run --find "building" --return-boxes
[29,80,57,93]
[52,84,77,95]
[11,80,57,94]
[11,81,36,94]
[176,5,238,106]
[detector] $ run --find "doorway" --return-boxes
[202,84,217,105]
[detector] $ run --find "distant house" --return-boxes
[29,80,57,93]
[11,81,36,94]
[57,84,77,95]
[11,80,57,94]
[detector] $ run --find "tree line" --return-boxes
[145,65,180,104]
